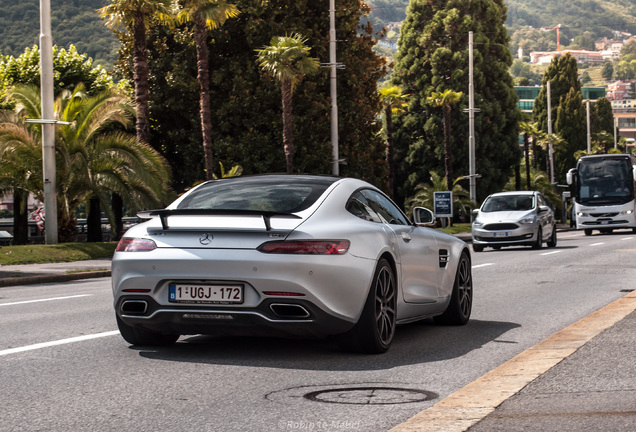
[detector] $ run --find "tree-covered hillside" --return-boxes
[0,0,119,67]
[506,0,636,52]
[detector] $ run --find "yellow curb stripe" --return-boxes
[389,290,636,432]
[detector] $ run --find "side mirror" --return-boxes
[538,205,549,214]
[413,207,436,227]
[472,208,480,216]
[566,168,576,185]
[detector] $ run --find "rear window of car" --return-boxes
[176,176,339,214]
[482,195,535,212]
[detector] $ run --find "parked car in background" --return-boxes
[112,175,473,354]
[471,191,557,252]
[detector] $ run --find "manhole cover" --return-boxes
[303,387,437,405]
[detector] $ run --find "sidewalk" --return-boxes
[393,291,636,432]
[0,259,111,287]
[467,305,636,431]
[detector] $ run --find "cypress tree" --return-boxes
[554,88,586,180]
[392,0,521,203]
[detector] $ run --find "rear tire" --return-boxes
[434,252,472,325]
[338,258,396,354]
[547,226,557,248]
[116,314,179,346]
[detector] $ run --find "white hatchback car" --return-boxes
[471,191,557,252]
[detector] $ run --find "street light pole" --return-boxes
[586,100,591,153]
[39,0,58,244]
[547,81,555,184]
[468,31,476,203]
[329,0,339,176]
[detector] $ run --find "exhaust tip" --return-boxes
[121,300,148,315]
[270,303,310,319]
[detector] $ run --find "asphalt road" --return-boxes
[0,229,634,431]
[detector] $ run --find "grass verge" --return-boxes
[0,242,117,265]
[0,224,471,266]
[438,223,471,235]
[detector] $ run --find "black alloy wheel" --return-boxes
[373,262,397,348]
[338,258,396,354]
[435,251,472,325]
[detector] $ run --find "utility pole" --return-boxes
[39,0,58,244]
[463,32,481,217]
[586,100,591,153]
[329,0,339,176]
[547,81,555,184]
[614,117,618,150]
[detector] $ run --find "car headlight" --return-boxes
[472,219,483,228]
[519,216,536,225]
[620,210,634,215]
[577,212,589,217]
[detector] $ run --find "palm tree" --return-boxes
[379,85,409,199]
[519,121,539,190]
[406,172,476,225]
[0,85,173,242]
[99,0,176,145]
[256,34,319,173]
[427,89,463,192]
[0,110,42,244]
[177,0,239,180]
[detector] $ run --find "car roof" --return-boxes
[486,191,538,197]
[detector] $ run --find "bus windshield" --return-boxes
[577,157,634,205]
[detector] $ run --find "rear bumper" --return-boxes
[115,295,355,338]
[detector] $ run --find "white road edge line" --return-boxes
[540,250,563,256]
[0,331,119,357]
[472,263,494,269]
[0,294,92,307]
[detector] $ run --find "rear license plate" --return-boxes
[169,284,243,304]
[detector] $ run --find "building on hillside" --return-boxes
[611,99,636,109]
[595,38,625,52]
[529,50,604,65]
[607,81,634,100]
[515,86,606,114]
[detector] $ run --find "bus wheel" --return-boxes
[584,229,593,236]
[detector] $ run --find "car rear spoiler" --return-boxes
[137,209,301,231]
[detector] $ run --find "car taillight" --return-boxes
[116,238,157,252]
[257,240,350,255]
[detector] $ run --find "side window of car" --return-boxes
[360,190,409,225]
[346,192,382,223]
[537,194,547,208]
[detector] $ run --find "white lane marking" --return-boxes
[621,237,633,240]
[472,263,494,269]
[0,294,92,307]
[590,242,605,246]
[540,250,563,255]
[0,331,119,357]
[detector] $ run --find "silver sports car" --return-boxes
[112,175,472,353]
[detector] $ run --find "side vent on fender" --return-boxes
[439,249,449,268]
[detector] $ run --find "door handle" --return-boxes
[401,232,412,242]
